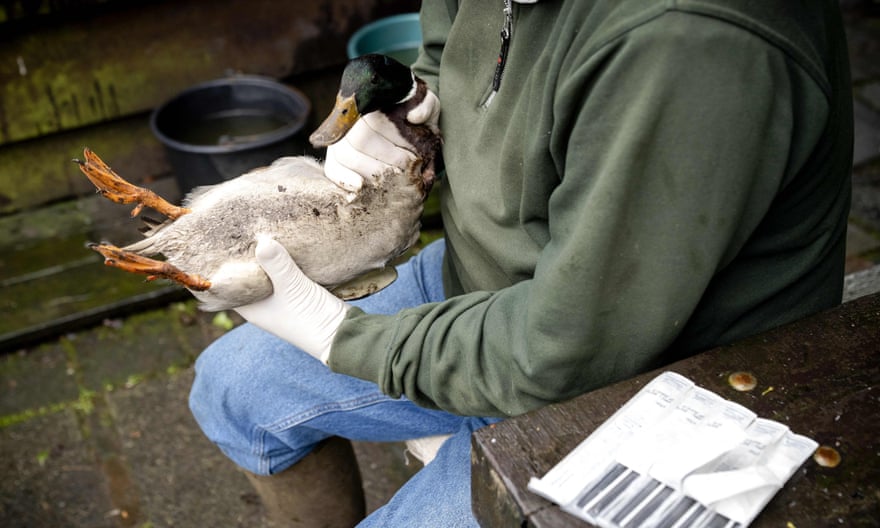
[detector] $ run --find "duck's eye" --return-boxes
[371,73,380,85]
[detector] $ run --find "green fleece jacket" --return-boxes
[329,0,853,417]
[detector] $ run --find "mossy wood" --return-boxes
[0,0,419,214]
[0,0,417,145]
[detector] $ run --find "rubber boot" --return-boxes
[245,436,366,527]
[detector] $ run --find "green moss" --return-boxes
[71,387,97,415]
[211,312,235,331]
[35,449,50,467]
[0,256,170,336]
[172,301,197,316]
[123,374,145,389]
[0,116,161,214]
[0,199,93,250]
[0,401,68,429]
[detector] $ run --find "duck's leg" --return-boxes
[75,148,191,220]
[89,242,211,291]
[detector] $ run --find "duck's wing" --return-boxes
[183,156,337,210]
[330,266,398,300]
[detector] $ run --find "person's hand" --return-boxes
[234,236,349,364]
[324,89,440,192]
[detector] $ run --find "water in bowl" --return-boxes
[173,110,291,146]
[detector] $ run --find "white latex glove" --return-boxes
[324,89,440,192]
[234,236,350,364]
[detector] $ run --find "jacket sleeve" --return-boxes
[329,13,827,417]
[411,0,457,94]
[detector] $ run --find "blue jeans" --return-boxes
[189,239,497,527]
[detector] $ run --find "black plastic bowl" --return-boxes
[150,76,310,193]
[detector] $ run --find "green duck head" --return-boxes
[309,54,415,148]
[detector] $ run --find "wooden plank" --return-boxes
[472,293,880,527]
[0,58,344,214]
[844,263,880,301]
[0,0,419,146]
[0,116,170,215]
[0,177,185,352]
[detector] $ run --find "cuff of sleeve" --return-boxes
[326,307,393,390]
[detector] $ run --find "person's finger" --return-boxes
[407,90,440,125]
[347,117,418,163]
[324,151,368,192]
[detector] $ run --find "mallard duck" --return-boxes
[77,54,441,311]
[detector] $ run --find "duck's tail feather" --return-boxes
[138,215,168,237]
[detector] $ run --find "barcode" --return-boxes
[570,463,742,528]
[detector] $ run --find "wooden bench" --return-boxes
[472,291,880,527]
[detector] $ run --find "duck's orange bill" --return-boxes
[309,94,360,148]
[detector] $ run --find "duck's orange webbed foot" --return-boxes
[75,148,191,220]
[89,242,211,291]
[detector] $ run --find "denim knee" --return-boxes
[189,326,258,459]
[188,324,306,472]
[188,323,379,474]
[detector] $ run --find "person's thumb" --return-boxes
[254,236,302,287]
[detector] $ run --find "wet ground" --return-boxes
[2,5,880,527]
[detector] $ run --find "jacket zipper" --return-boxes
[482,0,513,108]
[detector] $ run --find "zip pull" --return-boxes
[483,0,513,108]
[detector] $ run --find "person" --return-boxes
[188,0,853,526]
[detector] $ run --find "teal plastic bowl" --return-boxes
[347,13,422,65]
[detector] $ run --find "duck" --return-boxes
[77,54,442,311]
